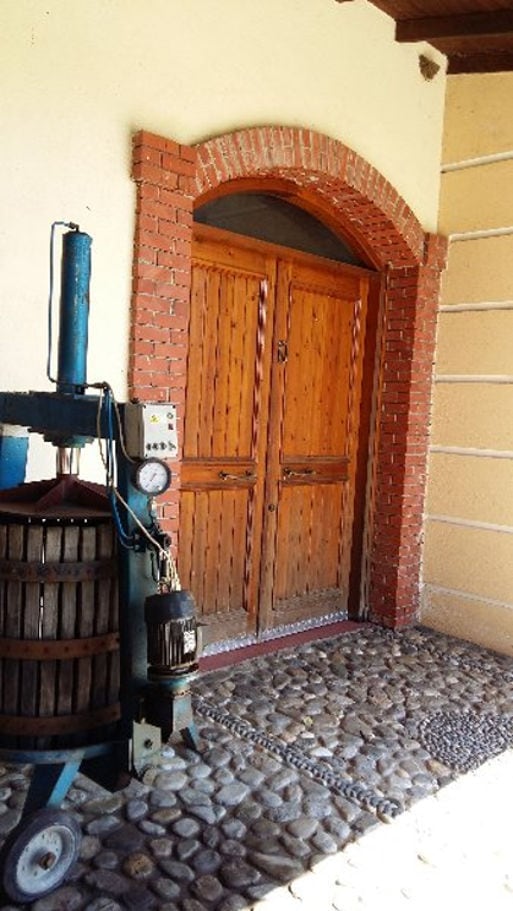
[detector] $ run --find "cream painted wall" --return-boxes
[442,235,513,304]
[439,160,513,235]
[423,73,513,657]
[442,74,513,161]
[0,0,446,480]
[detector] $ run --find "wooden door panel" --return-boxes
[272,482,346,623]
[281,283,354,457]
[260,257,369,630]
[179,231,274,643]
[179,487,252,640]
[273,483,344,597]
[185,264,262,461]
[281,272,361,458]
[181,224,375,644]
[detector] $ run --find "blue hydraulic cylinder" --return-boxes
[56,230,92,394]
[0,425,29,489]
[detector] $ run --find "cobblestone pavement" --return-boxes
[0,625,512,910]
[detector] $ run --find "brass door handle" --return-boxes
[283,468,316,478]
[219,471,256,482]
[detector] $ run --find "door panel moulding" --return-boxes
[129,126,447,632]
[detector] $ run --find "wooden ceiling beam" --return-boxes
[396,11,513,43]
[448,50,513,74]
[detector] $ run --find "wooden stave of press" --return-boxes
[0,516,120,751]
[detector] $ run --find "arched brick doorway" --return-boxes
[130,127,447,631]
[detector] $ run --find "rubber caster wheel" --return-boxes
[0,808,81,903]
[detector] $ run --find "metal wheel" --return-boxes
[0,808,81,903]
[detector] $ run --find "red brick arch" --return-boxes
[130,126,447,629]
[193,127,427,270]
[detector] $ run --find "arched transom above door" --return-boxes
[130,126,448,633]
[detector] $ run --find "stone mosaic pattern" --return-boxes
[0,625,511,910]
[195,625,513,810]
[416,709,513,772]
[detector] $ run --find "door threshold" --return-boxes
[199,615,367,672]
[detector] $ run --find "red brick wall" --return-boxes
[130,132,197,539]
[130,126,447,627]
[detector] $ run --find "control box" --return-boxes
[124,402,178,459]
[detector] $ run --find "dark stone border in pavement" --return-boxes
[195,697,402,819]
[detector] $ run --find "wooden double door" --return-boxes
[179,225,378,645]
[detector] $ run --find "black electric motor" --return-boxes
[145,589,200,679]
[142,589,200,742]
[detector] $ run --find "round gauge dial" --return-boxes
[134,458,171,496]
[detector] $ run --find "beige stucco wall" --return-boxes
[423,73,513,657]
[0,0,445,479]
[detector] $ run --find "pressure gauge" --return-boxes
[134,457,171,496]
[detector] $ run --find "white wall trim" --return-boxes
[449,226,513,242]
[427,513,513,535]
[439,300,513,313]
[441,149,513,173]
[423,582,513,613]
[434,374,513,384]
[430,445,513,460]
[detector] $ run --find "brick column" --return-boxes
[369,236,447,626]
[130,130,197,544]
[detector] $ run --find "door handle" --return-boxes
[219,471,256,482]
[277,340,288,363]
[283,468,316,478]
